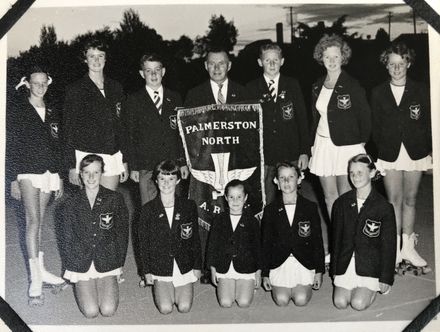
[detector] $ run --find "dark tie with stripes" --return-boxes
[268,79,276,101]
[217,83,225,104]
[154,90,162,114]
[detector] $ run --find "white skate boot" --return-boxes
[39,252,68,293]
[395,235,402,267]
[28,257,44,306]
[398,233,431,275]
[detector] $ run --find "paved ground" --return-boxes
[3,174,438,331]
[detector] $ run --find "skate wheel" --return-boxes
[139,279,147,288]
[422,266,432,274]
[28,295,44,307]
[396,268,404,276]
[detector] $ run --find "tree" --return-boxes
[39,24,57,47]
[194,15,238,57]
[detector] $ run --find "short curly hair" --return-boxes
[313,34,352,65]
[82,39,108,60]
[379,42,415,66]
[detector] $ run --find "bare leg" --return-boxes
[138,170,158,205]
[319,176,339,219]
[100,175,120,191]
[401,171,423,235]
[153,281,174,314]
[271,286,291,306]
[175,282,194,313]
[19,180,41,259]
[333,286,351,309]
[350,287,377,311]
[74,279,100,318]
[291,284,312,306]
[217,278,235,308]
[383,170,404,233]
[97,276,119,317]
[336,174,352,196]
[235,279,255,308]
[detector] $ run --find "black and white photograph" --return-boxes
[1,0,439,331]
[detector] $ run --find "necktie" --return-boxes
[217,83,225,104]
[154,90,162,114]
[268,79,276,101]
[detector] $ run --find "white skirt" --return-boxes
[75,150,125,177]
[333,255,380,292]
[216,261,256,280]
[152,260,198,287]
[309,134,365,176]
[269,255,315,288]
[17,171,60,193]
[64,261,122,283]
[377,143,432,172]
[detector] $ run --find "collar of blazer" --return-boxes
[346,188,380,215]
[274,194,305,226]
[79,185,109,210]
[151,194,183,230]
[312,70,351,96]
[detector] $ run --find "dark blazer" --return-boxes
[184,79,248,107]
[62,186,129,273]
[139,196,202,276]
[331,189,396,286]
[6,97,62,180]
[371,79,431,162]
[246,75,310,165]
[261,194,325,277]
[311,70,371,146]
[206,211,262,274]
[63,74,127,169]
[124,87,184,171]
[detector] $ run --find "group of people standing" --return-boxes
[7,32,431,317]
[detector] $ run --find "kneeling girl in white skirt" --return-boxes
[62,154,129,318]
[331,154,396,311]
[261,162,325,307]
[206,180,261,308]
[138,160,202,314]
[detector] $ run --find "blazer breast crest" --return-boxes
[337,94,351,110]
[363,219,381,238]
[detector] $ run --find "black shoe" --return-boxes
[200,271,211,284]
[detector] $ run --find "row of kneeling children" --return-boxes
[62,153,395,317]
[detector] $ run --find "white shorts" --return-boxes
[333,255,380,292]
[64,261,122,283]
[75,150,125,177]
[269,255,315,288]
[309,134,365,177]
[152,260,198,287]
[216,261,256,280]
[377,144,432,172]
[17,171,60,193]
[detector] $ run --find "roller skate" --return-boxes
[325,253,331,272]
[396,233,431,276]
[39,252,68,294]
[28,258,44,306]
[139,276,148,288]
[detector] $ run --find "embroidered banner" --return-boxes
[177,104,265,231]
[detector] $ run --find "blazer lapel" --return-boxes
[142,89,161,118]
[275,198,291,228]
[205,81,217,104]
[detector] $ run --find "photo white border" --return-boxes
[0,0,438,331]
